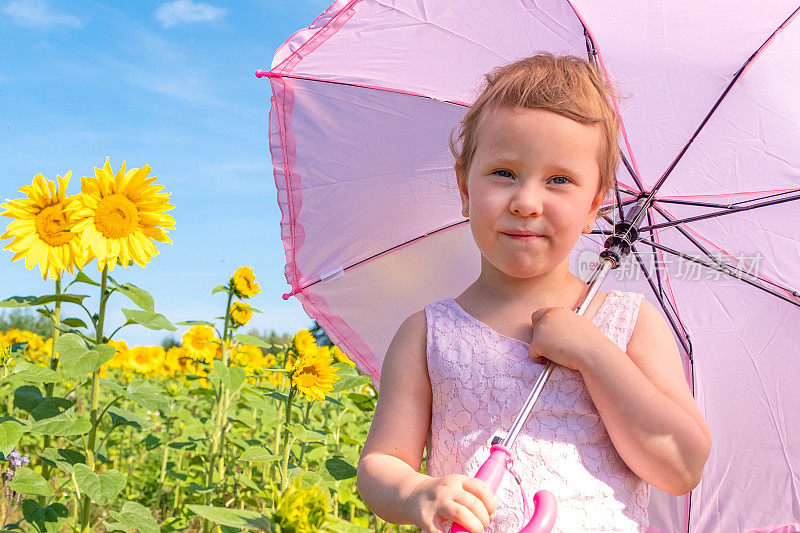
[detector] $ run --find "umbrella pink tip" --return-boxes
[256,69,279,79]
[282,292,292,300]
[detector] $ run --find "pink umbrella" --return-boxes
[259,1,800,531]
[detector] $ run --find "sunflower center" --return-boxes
[34,203,76,247]
[94,194,139,238]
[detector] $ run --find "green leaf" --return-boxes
[286,467,323,488]
[286,423,326,444]
[55,334,115,376]
[9,468,54,498]
[235,472,261,492]
[237,446,279,463]
[71,271,100,287]
[186,505,272,530]
[0,294,88,308]
[107,407,154,430]
[37,448,85,475]
[265,391,288,402]
[325,457,357,480]
[10,341,28,355]
[228,367,246,396]
[323,516,372,533]
[100,379,125,395]
[13,386,44,413]
[233,334,270,349]
[323,394,345,407]
[175,320,214,326]
[303,444,328,463]
[60,318,87,328]
[211,285,230,295]
[121,308,176,331]
[139,434,164,451]
[108,277,154,313]
[186,483,216,494]
[240,386,277,414]
[331,363,370,393]
[347,393,375,412]
[0,420,24,455]
[101,522,129,533]
[21,500,68,533]
[108,501,160,533]
[11,362,63,384]
[31,413,91,436]
[73,464,126,506]
[125,381,169,412]
[29,398,73,421]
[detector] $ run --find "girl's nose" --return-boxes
[509,184,543,217]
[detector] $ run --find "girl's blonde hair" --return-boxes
[449,52,623,202]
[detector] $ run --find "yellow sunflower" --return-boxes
[330,345,356,367]
[182,325,215,353]
[71,157,174,271]
[231,266,260,298]
[291,329,318,357]
[229,301,253,326]
[1,172,86,280]
[286,349,340,402]
[126,345,164,376]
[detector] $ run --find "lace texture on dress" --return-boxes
[423,290,649,533]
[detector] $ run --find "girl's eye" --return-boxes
[550,176,570,185]
[493,170,513,178]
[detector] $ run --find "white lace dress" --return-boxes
[423,290,649,532]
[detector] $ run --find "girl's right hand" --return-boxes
[408,474,498,533]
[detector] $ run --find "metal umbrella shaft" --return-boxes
[499,195,650,450]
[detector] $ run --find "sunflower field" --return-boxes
[0,160,424,532]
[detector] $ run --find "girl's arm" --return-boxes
[578,298,712,495]
[357,310,433,524]
[357,311,497,532]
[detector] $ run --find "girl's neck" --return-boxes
[467,257,586,311]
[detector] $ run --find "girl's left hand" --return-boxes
[528,306,608,371]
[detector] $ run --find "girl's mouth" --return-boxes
[502,233,542,240]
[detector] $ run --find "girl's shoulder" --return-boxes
[603,289,647,315]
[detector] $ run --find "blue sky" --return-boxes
[0,0,332,345]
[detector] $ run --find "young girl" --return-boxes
[356,53,711,533]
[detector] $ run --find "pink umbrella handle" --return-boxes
[450,445,556,533]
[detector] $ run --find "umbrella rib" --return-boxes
[289,219,470,294]
[655,188,800,210]
[583,28,647,197]
[649,203,798,300]
[654,198,737,210]
[630,244,693,360]
[643,209,666,301]
[639,191,800,232]
[266,71,471,108]
[638,237,800,308]
[619,150,646,194]
[638,5,800,207]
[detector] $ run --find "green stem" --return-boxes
[80,267,108,532]
[40,278,62,504]
[173,449,185,513]
[156,417,172,510]
[280,387,296,491]
[297,401,313,466]
[158,417,172,485]
[203,288,234,533]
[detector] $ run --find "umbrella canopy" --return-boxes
[261,1,800,531]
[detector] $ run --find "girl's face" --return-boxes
[456,106,605,279]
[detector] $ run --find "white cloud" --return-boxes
[2,0,81,29]
[155,0,225,28]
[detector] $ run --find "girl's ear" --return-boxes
[583,192,606,233]
[455,160,469,213]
